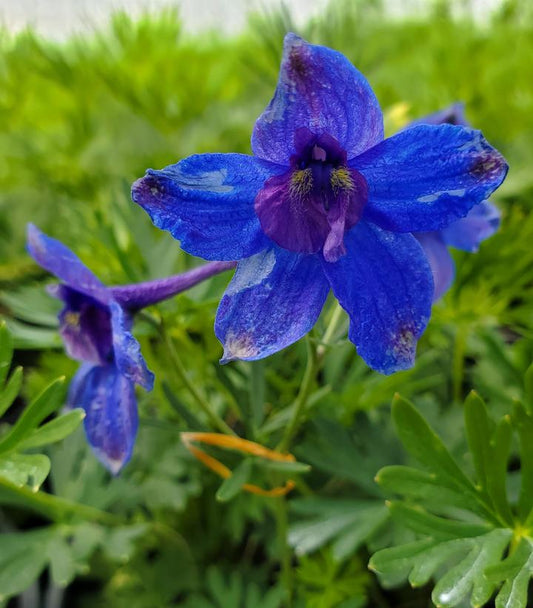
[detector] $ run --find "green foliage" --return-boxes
[295,550,369,608]
[1,1,533,606]
[0,322,83,491]
[370,393,533,607]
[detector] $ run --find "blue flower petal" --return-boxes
[215,247,330,362]
[68,364,138,474]
[406,102,468,128]
[442,200,500,252]
[132,154,283,261]
[26,224,110,304]
[415,232,455,301]
[252,33,383,165]
[66,362,94,408]
[322,222,433,374]
[352,124,508,232]
[110,303,154,391]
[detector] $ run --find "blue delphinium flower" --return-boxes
[27,224,234,473]
[407,103,501,300]
[132,34,507,374]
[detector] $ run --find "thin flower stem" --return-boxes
[316,301,345,363]
[274,496,293,605]
[277,337,317,453]
[161,324,236,436]
[278,302,345,453]
[0,477,121,525]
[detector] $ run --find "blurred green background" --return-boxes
[1,1,533,606]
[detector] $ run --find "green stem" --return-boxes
[316,301,344,363]
[0,477,120,525]
[161,323,236,436]
[274,497,293,605]
[277,303,345,453]
[452,326,467,403]
[278,338,317,452]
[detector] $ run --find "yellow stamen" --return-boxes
[289,168,313,199]
[330,167,354,194]
[64,311,80,327]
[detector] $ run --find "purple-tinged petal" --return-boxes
[110,303,154,391]
[415,232,455,301]
[26,224,110,304]
[352,124,508,232]
[254,164,367,262]
[66,363,94,409]
[215,247,329,362]
[68,364,138,474]
[254,129,368,262]
[132,154,284,261]
[322,222,433,374]
[56,287,113,365]
[252,33,383,164]
[442,201,500,252]
[406,102,468,128]
[110,261,236,309]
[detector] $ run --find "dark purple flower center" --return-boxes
[254,128,367,262]
[57,287,113,365]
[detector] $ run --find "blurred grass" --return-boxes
[1,0,532,276]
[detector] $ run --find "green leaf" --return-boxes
[388,502,491,541]
[465,392,513,524]
[0,376,65,454]
[391,395,477,494]
[105,525,148,562]
[464,391,494,498]
[0,321,13,387]
[0,529,53,601]
[486,538,533,608]
[371,392,532,607]
[486,416,514,525]
[431,529,511,607]
[0,366,23,417]
[523,361,533,414]
[19,408,85,449]
[369,538,439,588]
[512,403,533,522]
[215,458,253,503]
[289,499,388,560]
[408,539,476,589]
[377,465,489,519]
[47,535,77,587]
[0,453,50,490]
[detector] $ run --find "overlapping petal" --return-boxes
[442,200,500,252]
[27,224,110,304]
[68,364,138,474]
[56,286,113,365]
[322,223,433,374]
[110,302,154,391]
[353,124,508,232]
[405,102,468,128]
[215,247,330,362]
[252,33,383,164]
[414,232,455,301]
[132,154,284,260]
